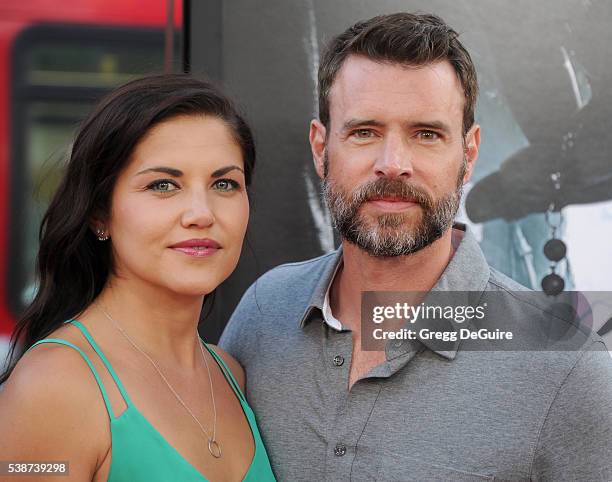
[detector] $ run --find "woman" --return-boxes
[0,75,276,481]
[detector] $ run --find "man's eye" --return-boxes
[352,129,375,139]
[213,179,240,192]
[418,131,440,141]
[147,179,179,192]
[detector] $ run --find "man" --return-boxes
[220,13,612,481]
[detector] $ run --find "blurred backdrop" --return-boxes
[0,0,182,360]
[187,0,612,344]
[1,1,611,361]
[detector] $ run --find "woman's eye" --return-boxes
[147,179,179,192]
[213,179,240,192]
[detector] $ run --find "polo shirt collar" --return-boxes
[299,246,343,328]
[299,223,491,359]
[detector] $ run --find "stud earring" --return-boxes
[96,228,109,241]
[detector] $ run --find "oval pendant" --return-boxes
[208,439,222,458]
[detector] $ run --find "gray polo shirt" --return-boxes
[220,227,612,481]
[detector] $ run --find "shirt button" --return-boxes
[334,443,347,456]
[333,355,344,366]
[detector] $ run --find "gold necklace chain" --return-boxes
[98,305,222,458]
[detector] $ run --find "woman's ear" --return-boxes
[90,213,110,241]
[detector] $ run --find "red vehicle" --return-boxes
[0,0,182,351]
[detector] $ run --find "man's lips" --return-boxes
[366,197,419,212]
[169,238,221,257]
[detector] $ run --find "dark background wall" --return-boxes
[188,0,612,342]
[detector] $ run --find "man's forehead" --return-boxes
[329,55,465,127]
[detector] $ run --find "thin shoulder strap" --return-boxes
[27,338,116,419]
[64,320,133,407]
[202,340,246,403]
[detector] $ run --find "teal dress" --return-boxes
[27,320,276,481]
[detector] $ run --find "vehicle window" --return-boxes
[9,25,168,315]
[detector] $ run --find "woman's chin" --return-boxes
[169,283,218,297]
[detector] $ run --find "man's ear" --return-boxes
[309,119,327,180]
[462,124,481,184]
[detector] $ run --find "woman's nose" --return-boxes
[180,192,215,228]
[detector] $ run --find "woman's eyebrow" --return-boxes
[211,165,244,178]
[136,166,183,177]
[135,165,244,178]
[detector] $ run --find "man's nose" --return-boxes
[180,191,215,228]
[374,134,414,178]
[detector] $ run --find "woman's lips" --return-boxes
[169,239,221,257]
[171,246,220,257]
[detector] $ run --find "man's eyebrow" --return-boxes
[211,165,244,178]
[136,166,183,177]
[409,120,452,134]
[341,119,453,135]
[341,119,386,131]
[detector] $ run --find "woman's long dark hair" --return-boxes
[0,74,256,384]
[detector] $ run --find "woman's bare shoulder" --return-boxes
[3,339,100,397]
[0,341,110,477]
[207,344,246,393]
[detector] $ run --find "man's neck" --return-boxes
[331,228,459,333]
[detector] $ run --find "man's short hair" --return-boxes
[318,12,478,136]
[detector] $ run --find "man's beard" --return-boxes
[322,152,466,257]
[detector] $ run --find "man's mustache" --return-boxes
[350,178,433,210]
